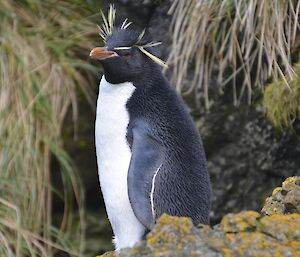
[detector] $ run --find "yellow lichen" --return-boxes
[224,233,235,241]
[259,214,300,241]
[223,232,281,256]
[272,187,282,195]
[177,243,183,249]
[221,247,236,257]
[282,177,297,187]
[273,245,300,257]
[288,241,300,248]
[157,214,193,234]
[96,251,115,257]
[221,211,260,233]
[185,235,196,242]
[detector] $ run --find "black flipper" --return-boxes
[127,120,164,229]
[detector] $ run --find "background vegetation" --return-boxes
[263,60,300,128]
[0,0,99,256]
[168,0,300,109]
[0,0,299,257]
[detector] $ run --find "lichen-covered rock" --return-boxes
[97,251,115,257]
[98,212,300,257]
[217,212,300,256]
[219,211,260,233]
[117,215,222,257]
[262,176,300,215]
[97,177,300,257]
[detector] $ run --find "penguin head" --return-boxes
[90,29,154,84]
[89,6,167,84]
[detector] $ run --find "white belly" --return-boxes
[95,75,145,250]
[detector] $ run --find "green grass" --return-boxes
[168,0,300,108]
[0,0,100,256]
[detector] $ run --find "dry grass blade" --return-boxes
[0,0,98,256]
[168,0,300,108]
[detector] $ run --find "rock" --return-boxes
[97,252,115,257]
[98,212,300,257]
[219,211,260,233]
[262,176,300,215]
[203,105,300,223]
[97,177,300,257]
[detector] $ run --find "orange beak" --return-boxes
[89,47,118,60]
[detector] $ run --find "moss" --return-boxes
[263,61,300,128]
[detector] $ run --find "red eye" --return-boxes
[123,53,132,60]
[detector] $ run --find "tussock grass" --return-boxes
[263,61,300,128]
[168,0,300,108]
[0,0,98,256]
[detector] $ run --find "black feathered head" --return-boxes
[90,5,167,84]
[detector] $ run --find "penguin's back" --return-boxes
[126,75,211,225]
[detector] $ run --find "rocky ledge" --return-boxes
[98,177,300,257]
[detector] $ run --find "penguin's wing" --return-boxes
[127,121,164,229]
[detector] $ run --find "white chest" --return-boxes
[95,76,135,199]
[95,76,145,250]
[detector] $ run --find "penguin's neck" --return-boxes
[103,62,165,89]
[132,66,167,91]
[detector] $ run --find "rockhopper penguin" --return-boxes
[90,6,211,251]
